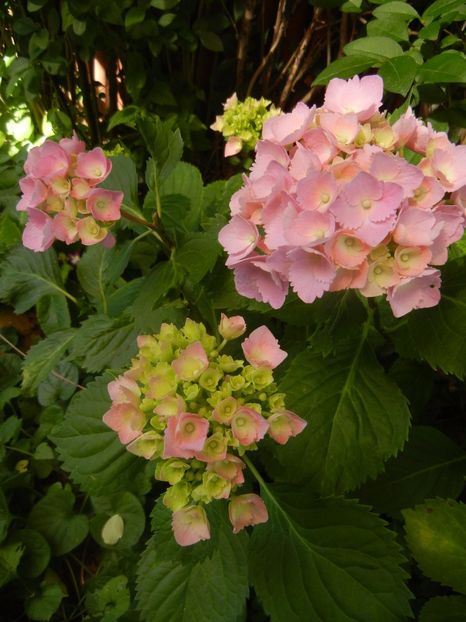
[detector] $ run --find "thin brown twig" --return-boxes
[246,0,287,97]
[236,0,257,94]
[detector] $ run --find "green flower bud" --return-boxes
[251,368,274,390]
[218,355,243,373]
[183,382,200,401]
[155,459,190,485]
[212,396,238,425]
[163,481,191,512]
[269,392,286,412]
[199,367,223,392]
[228,375,246,392]
[149,414,166,432]
[196,432,228,462]
[145,363,178,400]
[202,471,231,500]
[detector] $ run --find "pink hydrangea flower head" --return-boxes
[172,505,211,546]
[75,147,112,184]
[324,74,383,121]
[241,326,287,369]
[387,269,441,318]
[267,410,307,444]
[262,102,315,145]
[219,313,246,341]
[228,494,268,534]
[22,208,54,252]
[86,188,123,222]
[171,341,209,381]
[231,407,269,446]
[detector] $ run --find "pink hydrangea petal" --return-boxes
[228,494,268,534]
[233,255,288,309]
[103,402,145,444]
[86,188,123,222]
[171,342,209,381]
[250,140,289,179]
[288,248,336,303]
[286,210,335,247]
[75,147,112,184]
[241,325,287,369]
[224,136,243,157]
[219,215,259,260]
[393,207,436,246]
[172,506,210,546]
[296,171,338,212]
[324,74,383,121]
[319,112,359,145]
[387,269,441,318]
[262,102,315,145]
[52,212,79,244]
[22,208,55,252]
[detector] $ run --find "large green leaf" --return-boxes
[249,478,412,622]
[77,242,132,313]
[136,502,249,622]
[22,329,76,392]
[159,162,204,231]
[344,36,404,63]
[403,499,466,594]
[90,492,145,548]
[175,232,221,283]
[422,0,466,22]
[417,51,466,84]
[51,375,145,495]
[0,542,24,588]
[138,116,183,183]
[70,314,138,373]
[313,56,374,85]
[405,257,466,378]
[357,426,466,516]
[373,1,419,19]
[379,55,418,95]
[27,483,88,556]
[36,294,71,335]
[99,155,139,207]
[276,334,410,495]
[419,596,466,622]
[0,247,71,313]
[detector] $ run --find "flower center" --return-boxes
[374,266,383,275]
[235,416,246,427]
[184,422,195,434]
[400,253,410,263]
[320,192,330,204]
[361,199,372,210]
[344,237,355,248]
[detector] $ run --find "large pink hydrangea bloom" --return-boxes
[219,75,466,317]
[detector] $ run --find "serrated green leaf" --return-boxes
[0,213,21,254]
[344,36,404,63]
[132,261,178,322]
[379,55,418,95]
[25,581,63,621]
[13,529,50,579]
[107,278,144,317]
[417,51,466,84]
[373,1,419,19]
[249,481,412,622]
[276,332,410,495]
[51,375,145,495]
[36,294,71,335]
[406,257,466,377]
[107,105,139,131]
[38,361,79,406]
[159,162,204,231]
[22,329,76,392]
[367,17,409,42]
[0,247,71,313]
[419,596,466,622]
[99,155,139,208]
[137,116,183,183]
[403,499,466,593]
[28,484,88,556]
[136,502,248,622]
[77,242,132,312]
[175,232,221,283]
[313,55,374,85]
[85,575,130,622]
[0,542,24,588]
[91,492,145,548]
[70,314,137,373]
[357,426,466,515]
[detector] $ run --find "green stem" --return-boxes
[121,205,171,253]
[243,454,265,487]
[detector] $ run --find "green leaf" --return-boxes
[405,257,466,377]
[419,596,466,622]
[276,334,410,495]
[99,155,139,208]
[373,1,419,19]
[70,314,137,373]
[313,55,374,85]
[199,31,224,52]
[52,375,145,495]
[417,51,466,84]
[249,482,412,622]
[151,0,180,8]
[22,329,76,392]
[0,542,24,588]
[422,0,465,22]
[125,6,145,28]
[90,492,145,548]
[132,261,178,322]
[0,213,21,254]
[13,529,50,579]
[0,247,71,313]
[136,502,249,622]
[367,17,409,42]
[107,105,139,131]
[379,55,418,95]
[38,361,79,406]
[0,490,10,545]
[28,484,88,556]
[344,36,404,63]
[403,499,466,593]
[159,162,204,231]
[137,116,183,183]
[36,294,71,335]
[77,242,132,312]
[175,232,221,283]
[357,426,466,516]
[85,575,130,622]
[25,582,64,621]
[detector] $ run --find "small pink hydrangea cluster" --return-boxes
[17,133,123,252]
[103,315,306,546]
[219,75,466,317]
